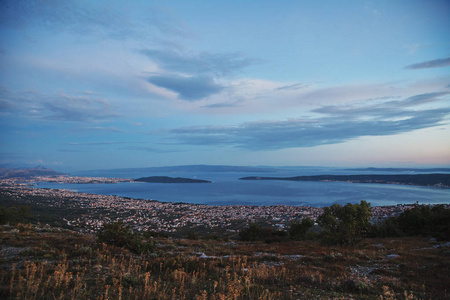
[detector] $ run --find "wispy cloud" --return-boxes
[313,92,450,116]
[405,57,450,69]
[275,83,310,91]
[170,92,450,150]
[202,100,242,109]
[64,141,131,146]
[141,49,254,77]
[147,74,224,101]
[75,127,126,133]
[141,49,255,101]
[0,87,119,121]
[119,146,183,153]
[0,1,189,41]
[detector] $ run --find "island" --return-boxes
[134,176,212,183]
[239,173,450,188]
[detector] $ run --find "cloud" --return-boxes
[202,101,242,109]
[43,94,119,121]
[141,49,254,77]
[64,142,130,146]
[405,57,450,69]
[275,83,310,91]
[170,92,450,150]
[0,86,119,121]
[147,74,224,101]
[0,1,190,41]
[75,127,126,133]
[119,146,182,153]
[141,49,256,101]
[313,92,450,117]
[401,92,450,106]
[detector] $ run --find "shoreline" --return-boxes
[2,184,449,235]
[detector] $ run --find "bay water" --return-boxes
[35,167,450,207]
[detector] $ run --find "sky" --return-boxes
[0,0,449,171]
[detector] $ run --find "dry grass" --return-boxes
[1,224,449,299]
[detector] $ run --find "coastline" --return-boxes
[2,184,449,235]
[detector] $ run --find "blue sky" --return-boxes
[1,0,449,171]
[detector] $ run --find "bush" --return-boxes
[97,221,155,254]
[239,223,287,243]
[288,218,314,240]
[317,200,372,245]
[373,204,450,240]
[0,205,30,225]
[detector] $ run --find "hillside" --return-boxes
[240,173,450,188]
[1,224,449,299]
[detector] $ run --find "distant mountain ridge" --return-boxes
[90,165,278,173]
[87,165,450,174]
[345,167,450,172]
[240,174,450,188]
[0,167,66,179]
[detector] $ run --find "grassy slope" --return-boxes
[1,225,449,299]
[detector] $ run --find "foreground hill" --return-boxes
[1,224,449,299]
[240,173,450,188]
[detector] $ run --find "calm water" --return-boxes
[35,168,450,207]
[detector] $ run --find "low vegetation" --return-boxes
[1,199,449,299]
[1,223,449,299]
[318,200,372,246]
[372,204,450,240]
[97,221,155,254]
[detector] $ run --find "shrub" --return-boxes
[288,218,314,240]
[97,221,155,254]
[0,205,30,224]
[239,222,287,243]
[317,200,372,245]
[373,204,450,240]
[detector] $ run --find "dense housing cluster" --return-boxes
[2,177,444,235]
[0,185,323,233]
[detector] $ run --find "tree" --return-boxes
[288,218,314,240]
[0,205,30,225]
[373,204,450,240]
[317,200,372,245]
[239,223,266,241]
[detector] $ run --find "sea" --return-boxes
[35,167,450,207]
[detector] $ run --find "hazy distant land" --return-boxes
[0,166,66,179]
[240,173,450,188]
[87,165,450,174]
[2,165,450,189]
[344,167,450,172]
[91,164,278,173]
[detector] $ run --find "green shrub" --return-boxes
[317,200,372,245]
[97,221,155,254]
[288,218,314,240]
[373,204,450,240]
[0,205,30,224]
[239,222,288,243]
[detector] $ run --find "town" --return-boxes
[2,176,443,236]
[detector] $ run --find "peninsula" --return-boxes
[240,173,450,188]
